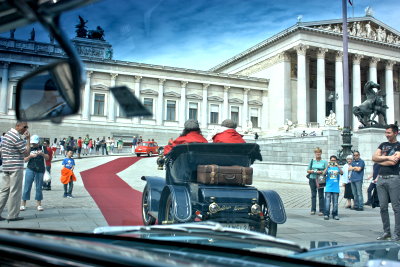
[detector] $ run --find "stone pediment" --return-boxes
[248,100,263,106]
[164,91,181,98]
[186,93,203,100]
[307,19,400,46]
[208,96,223,102]
[228,98,244,104]
[140,88,158,95]
[91,84,109,91]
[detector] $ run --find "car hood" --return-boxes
[293,241,400,266]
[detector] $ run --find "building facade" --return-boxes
[211,15,400,130]
[0,14,399,143]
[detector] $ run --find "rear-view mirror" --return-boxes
[16,61,79,121]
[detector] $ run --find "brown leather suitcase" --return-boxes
[197,165,253,185]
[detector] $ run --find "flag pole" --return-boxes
[339,0,353,163]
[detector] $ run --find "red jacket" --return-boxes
[164,131,208,155]
[212,129,246,143]
[45,146,53,166]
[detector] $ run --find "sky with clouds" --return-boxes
[2,0,400,70]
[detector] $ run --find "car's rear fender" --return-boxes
[141,176,166,219]
[158,185,192,223]
[259,190,287,224]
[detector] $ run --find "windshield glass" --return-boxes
[0,0,400,266]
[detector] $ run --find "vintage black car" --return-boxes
[141,143,286,236]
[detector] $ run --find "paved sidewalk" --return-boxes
[0,155,391,249]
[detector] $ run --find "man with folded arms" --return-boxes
[373,124,400,241]
[0,121,31,221]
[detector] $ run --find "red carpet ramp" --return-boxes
[80,157,144,226]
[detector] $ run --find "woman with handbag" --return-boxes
[20,135,49,212]
[341,155,354,209]
[306,147,328,216]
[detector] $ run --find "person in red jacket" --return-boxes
[42,140,53,191]
[212,119,246,143]
[163,119,208,155]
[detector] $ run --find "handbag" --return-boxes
[316,173,326,186]
[43,154,51,183]
[43,169,52,183]
[306,159,313,179]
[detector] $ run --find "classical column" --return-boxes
[317,48,328,126]
[107,73,118,122]
[156,79,166,125]
[261,90,268,131]
[134,76,142,123]
[385,61,395,124]
[295,44,309,125]
[352,54,363,129]
[180,81,188,126]
[201,84,209,128]
[242,88,250,128]
[0,63,9,114]
[223,86,230,121]
[369,57,380,83]
[335,51,344,127]
[306,57,310,122]
[82,71,93,120]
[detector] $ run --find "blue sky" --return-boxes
[3,0,400,70]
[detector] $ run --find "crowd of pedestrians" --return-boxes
[306,124,400,241]
[51,135,130,158]
[0,122,82,220]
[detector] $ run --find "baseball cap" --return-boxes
[30,135,40,144]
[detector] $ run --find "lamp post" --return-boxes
[338,0,353,164]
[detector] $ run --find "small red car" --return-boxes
[135,141,159,157]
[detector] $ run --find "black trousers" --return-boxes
[309,178,324,212]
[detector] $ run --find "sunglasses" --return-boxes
[23,126,29,129]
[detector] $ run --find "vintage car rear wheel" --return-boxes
[136,153,140,157]
[163,193,175,224]
[261,201,278,237]
[142,185,156,225]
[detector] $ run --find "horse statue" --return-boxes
[352,81,387,127]
[87,26,105,41]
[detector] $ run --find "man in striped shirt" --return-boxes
[0,121,31,221]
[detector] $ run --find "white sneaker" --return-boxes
[20,206,26,211]
[37,206,44,211]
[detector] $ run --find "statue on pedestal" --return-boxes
[28,28,35,41]
[88,26,105,41]
[325,110,337,126]
[352,81,388,127]
[284,119,297,132]
[76,16,88,38]
[9,29,15,39]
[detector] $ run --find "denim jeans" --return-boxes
[22,168,44,201]
[309,178,324,212]
[101,145,108,155]
[64,181,74,195]
[351,180,364,209]
[376,175,400,236]
[324,192,339,217]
